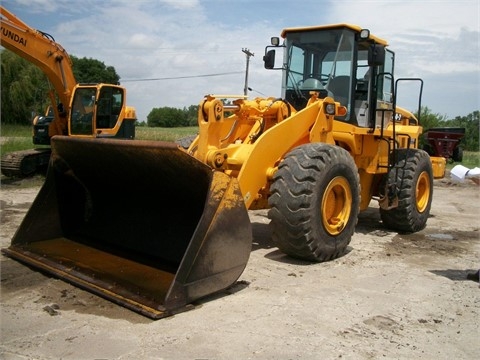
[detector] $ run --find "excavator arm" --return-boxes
[0,5,75,134]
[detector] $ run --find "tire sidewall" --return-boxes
[309,157,360,252]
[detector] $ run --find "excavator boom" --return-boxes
[0,6,75,112]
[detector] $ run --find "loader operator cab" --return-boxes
[264,24,395,128]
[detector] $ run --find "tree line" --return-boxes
[1,49,478,151]
[145,105,199,127]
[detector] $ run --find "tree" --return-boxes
[147,107,188,127]
[417,106,447,131]
[416,106,447,149]
[185,105,199,126]
[444,111,479,151]
[1,50,50,124]
[71,55,120,84]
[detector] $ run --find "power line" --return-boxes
[121,71,244,82]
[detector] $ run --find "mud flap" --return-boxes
[1,136,252,319]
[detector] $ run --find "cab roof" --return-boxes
[281,24,388,46]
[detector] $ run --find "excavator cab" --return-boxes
[69,84,136,139]
[0,5,139,178]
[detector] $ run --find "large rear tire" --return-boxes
[380,149,433,233]
[268,143,360,262]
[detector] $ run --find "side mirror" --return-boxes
[263,49,276,69]
[368,44,385,66]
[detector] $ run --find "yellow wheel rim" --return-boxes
[416,171,431,213]
[321,176,352,235]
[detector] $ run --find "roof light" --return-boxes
[360,29,370,40]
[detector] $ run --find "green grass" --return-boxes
[1,124,42,155]
[1,124,33,137]
[0,125,198,156]
[446,151,480,170]
[135,126,198,141]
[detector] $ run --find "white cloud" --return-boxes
[4,0,59,12]
[160,0,200,10]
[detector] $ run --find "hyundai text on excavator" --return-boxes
[0,6,136,177]
[2,22,446,319]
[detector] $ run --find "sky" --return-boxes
[2,0,479,122]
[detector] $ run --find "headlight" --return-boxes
[325,103,336,115]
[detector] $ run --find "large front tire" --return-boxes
[268,143,360,262]
[380,149,433,233]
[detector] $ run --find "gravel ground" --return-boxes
[1,173,479,360]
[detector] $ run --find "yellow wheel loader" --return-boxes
[2,24,446,319]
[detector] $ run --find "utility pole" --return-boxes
[242,48,254,96]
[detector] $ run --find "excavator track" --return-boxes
[1,148,51,178]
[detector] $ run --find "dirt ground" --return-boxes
[0,173,479,360]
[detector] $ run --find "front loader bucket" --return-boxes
[1,136,252,319]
